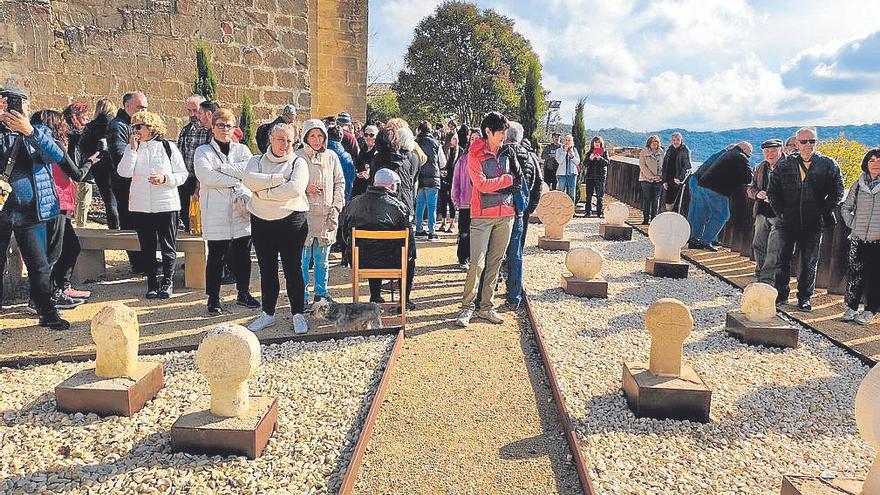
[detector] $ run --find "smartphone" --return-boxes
[5,95,22,114]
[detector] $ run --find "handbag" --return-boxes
[189,195,202,236]
[0,135,23,208]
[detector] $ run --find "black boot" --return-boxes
[146,275,160,299]
[158,278,174,299]
[39,309,70,330]
[207,296,223,316]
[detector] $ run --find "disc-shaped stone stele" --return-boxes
[196,323,261,417]
[741,282,778,322]
[855,364,880,493]
[648,212,691,262]
[604,202,629,227]
[565,247,604,280]
[646,298,694,377]
[537,191,574,239]
[91,303,140,378]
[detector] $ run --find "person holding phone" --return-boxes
[79,99,119,229]
[554,134,580,202]
[117,111,188,300]
[0,86,70,329]
[583,136,610,217]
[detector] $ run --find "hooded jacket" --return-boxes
[340,185,416,270]
[416,132,445,189]
[467,137,515,219]
[1,125,64,222]
[298,119,345,245]
[768,151,845,231]
[193,139,254,240]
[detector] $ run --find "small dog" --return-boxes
[311,299,383,332]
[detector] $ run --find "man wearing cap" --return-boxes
[176,97,213,231]
[0,87,70,329]
[340,168,416,305]
[767,127,844,311]
[747,139,784,283]
[256,104,296,153]
[336,112,360,159]
[541,132,561,190]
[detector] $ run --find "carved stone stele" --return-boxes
[91,303,140,378]
[565,248,604,280]
[855,364,880,494]
[537,191,574,239]
[196,324,262,417]
[604,202,629,227]
[646,298,694,377]
[648,212,690,263]
[741,283,778,323]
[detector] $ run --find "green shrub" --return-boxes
[817,136,869,187]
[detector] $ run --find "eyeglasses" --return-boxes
[798,139,817,145]
[132,124,149,131]
[214,123,234,130]
[364,133,376,138]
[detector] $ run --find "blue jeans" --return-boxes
[689,183,730,243]
[505,215,524,305]
[557,175,577,202]
[0,212,54,315]
[415,187,439,234]
[639,181,662,222]
[301,238,330,303]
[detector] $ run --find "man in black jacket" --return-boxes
[108,90,148,272]
[689,141,753,251]
[340,168,416,308]
[767,127,844,311]
[256,104,296,153]
[541,132,561,190]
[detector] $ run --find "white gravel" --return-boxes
[0,335,394,494]
[524,216,875,494]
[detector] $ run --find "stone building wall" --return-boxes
[0,0,367,136]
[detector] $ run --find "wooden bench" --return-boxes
[73,228,207,289]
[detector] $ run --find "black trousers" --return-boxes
[0,213,55,315]
[543,168,557,190]
[438,184,456,219]
[457,208,471,264]
[251,212,308,316]
[133,211,178,280]
[368,257,416,302]
[92,162,119,229]
[584,178,605,215]
[112,176,146,270]
[206,236,252,301]
[50,216,81,290]
[178,176,198,231]
[845,239,880,312]
[773,227,822,302]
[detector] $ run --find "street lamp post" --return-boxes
[546,100,562,134]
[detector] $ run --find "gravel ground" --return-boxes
[0,335,394,494]
[523,215,874,494]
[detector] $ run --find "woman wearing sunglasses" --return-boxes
[117,111,188,299]
[193,108,259,316]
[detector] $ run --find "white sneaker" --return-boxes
[855,311,876,326]
[293,313,309,335]
[247,312,276,332]
[475,309,504,324]
[455,308,473,327]
[842,307,860,322]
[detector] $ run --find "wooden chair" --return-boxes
[351,228,409,324]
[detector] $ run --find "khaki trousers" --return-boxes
[460,216,514,311]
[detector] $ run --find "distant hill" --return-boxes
[558,123,880,163]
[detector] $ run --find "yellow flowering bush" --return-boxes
[817,136,869,187]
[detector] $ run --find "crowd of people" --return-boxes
[1,83,878,331]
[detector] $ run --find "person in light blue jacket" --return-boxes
[555,134,580,202]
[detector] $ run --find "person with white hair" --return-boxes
[256,104,297,153]
[555,134,580,202]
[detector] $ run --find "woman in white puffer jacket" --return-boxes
[193,108,259,316]
[118,111,188,299]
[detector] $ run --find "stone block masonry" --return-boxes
[0,0,367,137]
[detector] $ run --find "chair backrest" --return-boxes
[351,228,409,248]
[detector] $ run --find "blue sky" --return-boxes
[368,0,880,131]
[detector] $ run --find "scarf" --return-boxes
[267,148,293,163]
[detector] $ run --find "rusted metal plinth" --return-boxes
[561,275,608,298]
[538,236,570,251]
[726,311,799,348]
[171,396,278,460]
[622,362,711,423]
[781,475,863,494]
[645,257,689,279]
[599,224,633,241]
[55,361,164,417]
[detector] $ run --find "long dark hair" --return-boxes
[30,109,69,147]
[588,136,605,155]
[375,127,400,154]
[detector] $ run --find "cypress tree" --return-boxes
[572,97,587,202]
[239,95,258,154]
[519,59,545,144]
[193,43,218,101]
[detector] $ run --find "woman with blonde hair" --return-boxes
[554,134,580,201]
[193,108,258,316]
[117,111,188,299]
[638,134,664,224]
[79,98,119,229]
